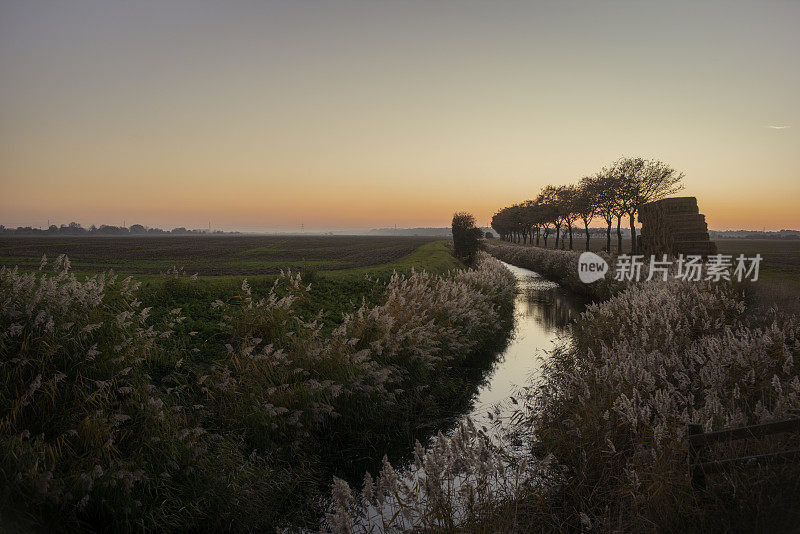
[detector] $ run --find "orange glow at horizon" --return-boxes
[1,1,798,232]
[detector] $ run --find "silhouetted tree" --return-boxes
[557,185,580,250]
[601,168,628,253]
[537,186,563,248]
[611,157,685,253]
[488,156,685,255]
[451,212,483,265]
[575,177,596,251]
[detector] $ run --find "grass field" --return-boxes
[580,236,800,267]
[0,235,464,356]
[0,235,464,352]
[714,239,800,288]
[136,238,463,335]
[0,235,451,276]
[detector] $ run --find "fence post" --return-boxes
[688,423,706,491]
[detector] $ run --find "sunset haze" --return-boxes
[1,0,798,231]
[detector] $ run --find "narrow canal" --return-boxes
[342,260,589,530]
[463,260,586,429]
[320,260,588,530]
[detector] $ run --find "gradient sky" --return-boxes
[1,0,798,232]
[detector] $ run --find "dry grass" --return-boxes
[329,245,800,533]
[0,252,515,531]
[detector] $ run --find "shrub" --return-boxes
[452,212,483,265]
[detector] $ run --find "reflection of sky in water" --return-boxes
[466,261,586,427]
[337,261,588,531]
[352,261,589,530]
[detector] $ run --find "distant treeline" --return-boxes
[366,227,493,237]
[709,229,800,240]
[0,222,239,236]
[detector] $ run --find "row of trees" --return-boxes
[0,222,238,236]
[490,157,684,253]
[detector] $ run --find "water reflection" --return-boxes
[318,261,588,530]
[328,261,586,479]
[466,261,586,420]
[367,263,588,530]
[518,279,584,331]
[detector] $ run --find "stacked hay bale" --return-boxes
[637,197,717,257]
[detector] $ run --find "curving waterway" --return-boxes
[462,260,587,429]
[316,260,587,530]
[337,260,589,530]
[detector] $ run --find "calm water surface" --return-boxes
[347,261,588,528]
[461,260,586,431]
[317,261,587,529]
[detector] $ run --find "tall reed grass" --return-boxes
[0,252,515,531]
[327,247,800,532]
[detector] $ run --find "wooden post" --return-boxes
[689,423,706,491]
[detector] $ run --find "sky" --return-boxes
[1,0,798,232]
